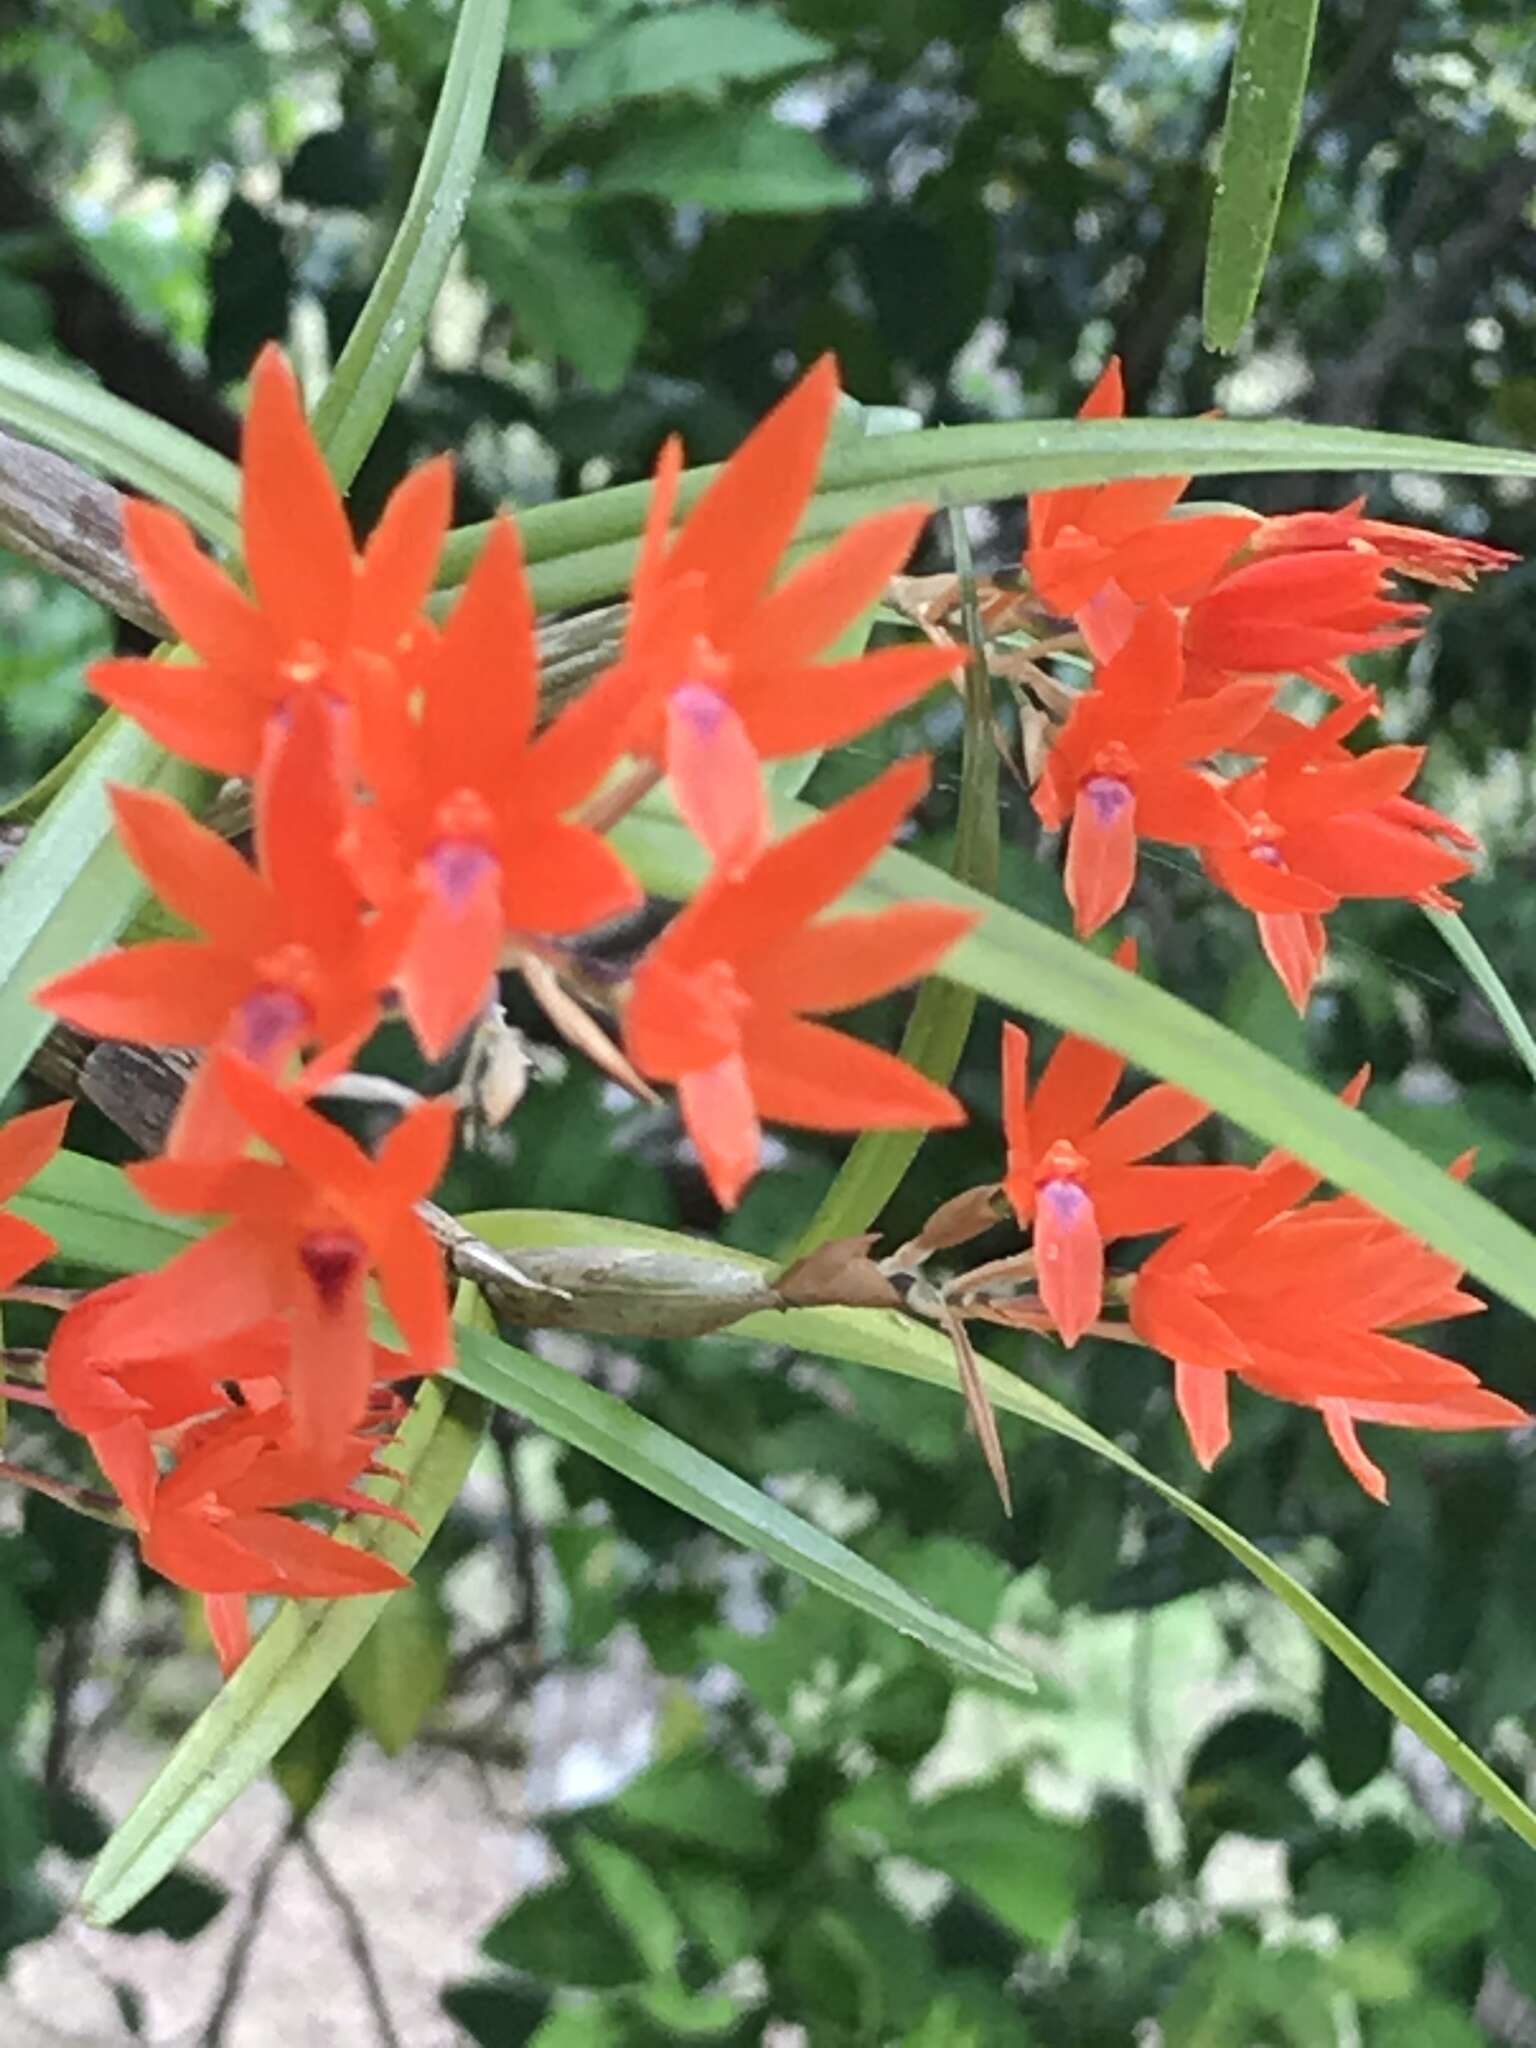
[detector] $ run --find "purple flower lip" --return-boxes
[1250,843,1285,868]
[234,986,309,1063]
[1082,774,1132,827]
[299,1231,365,1314]
[1039,1177,1092,1228]
[671,682,729,736]
[427,838,498,909]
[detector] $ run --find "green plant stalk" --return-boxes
[1203,0,1322,351]
[309,0,513,488]
[787,515,1000,1258]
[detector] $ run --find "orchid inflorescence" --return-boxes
[0,348,1519,1669]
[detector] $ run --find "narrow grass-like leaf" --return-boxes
[465,1207,1536,1855]
[444,414,1536,602]
[1426,907,1536,1093]
[310,0,512,488]
[0,342,239,549]
[15,1147,197,1273]
[1203,0,1321,351]
[611,794,1536,1331]
[79,1373,488,1927]
[447,1324,1040,1703]
[788,513,998,1256]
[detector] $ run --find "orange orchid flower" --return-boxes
[1247,499,1518,592]
[602,356,964,764]
[1203,700,1476,1009]
[1131,1094,1519,1499]
[1031,601,1272,936]
[100,1058,453,1462]
[141,1403,409,1674]
[91,346,450,775]
[348,519,642,1057]
[1181,549,1427,700]
[1000,946,1249,1346]
[623,757,974,1208]
[36,693,416,1148]
[1024,359,1256,629]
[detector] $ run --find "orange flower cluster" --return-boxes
[953,963,1523,1500]
[0,345,1521,1673]
[1026,360,1511,1007]
[16,348,978,1665]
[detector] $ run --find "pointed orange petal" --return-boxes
[1032,1178,1104,1348]
[675,756,931,972]
[1319,1402,1389,1502]
[743,1015,965,1131]
[742,904,976,1014]
[377,1097,457,1207]
[1088,1082,1211,1170]
[747,503,933,669]
[122,500,274,669]
[678,1054,761,1209]
[500,818,641,936]
[204,1594,251,1675]
[241,347,355,646]
[373,1218,452,1370]
[667,356,840,633]
[0,1099,70,1203]
[356,455,453,651]
[733,642,963,757]
[1175,1360,1232,1470]
[34,942,250,1044]
[1258,910,1328,1012]
[1001,1021,1033,1217]
[108,783,275,944]
[1030,1029,1124,1153]
[254,690,359,951]
[0,1212,57,1293]
[89,658,271,775]
[423,520,538,792]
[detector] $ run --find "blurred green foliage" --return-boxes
[4,0,1536,2041]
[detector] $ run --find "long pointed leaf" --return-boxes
[310,0,512,487]
[1203,0,1322,351]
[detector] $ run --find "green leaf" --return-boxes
[14,1147,196,1274]
[310,0,513,489]
[461,1207,1536,1857]
[0,341,239,549]
[450,1321,1038,1702]
[339,1580,449,1756]
[610,790,1536,1350]
[78,1377,487,1928]
[118,41,267,167]
[112,1867,227,1941]
[270,1686,354,1820]
[1203,0,1321,351]
[542,3,830,122]
[609,1748,779,1862]
[440,411,1536,613]
[467,198,645,390]
[590,106,865,212]
[574,1836,684,1978]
